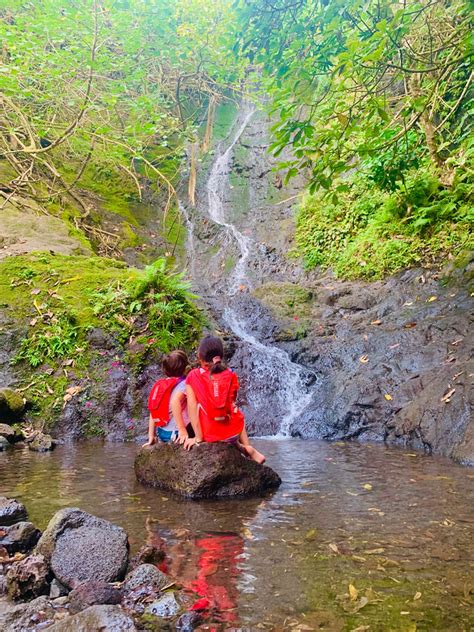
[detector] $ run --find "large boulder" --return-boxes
[0,522,41,554]
[135,443,281,499]
[0,498,27,526]
[35,508,129,589]
[45,604,137,631]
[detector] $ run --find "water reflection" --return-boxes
[1,440,473,630]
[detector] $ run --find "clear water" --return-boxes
[1,440,473,630]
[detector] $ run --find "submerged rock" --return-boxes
[6,553,50,600]
[69,580,123,614]
[0,521,41,554]
[0,498,27,526]
[46,604,137,631]
[128,543,166,571]
[135,442,281,499]
[145,591,181,618]
[35,508,129,588]
[27,431,55,452]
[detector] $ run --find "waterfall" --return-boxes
[184,105,314,436]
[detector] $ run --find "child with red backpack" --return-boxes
[184,336,265,463]
[145,350,191,445]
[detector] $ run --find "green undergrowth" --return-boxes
[294,164,473,280]
[253,282,313,340]
[0,253,203,426]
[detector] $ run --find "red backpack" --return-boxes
[148,377,184,427]
[190,369,241,424]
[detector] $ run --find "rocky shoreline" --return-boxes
[0,497,208,631]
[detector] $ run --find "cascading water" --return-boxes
[184,105,314,436]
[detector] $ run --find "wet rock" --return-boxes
[128,544,166,571]
[123,564,168,592]
[0,522,41,554]
[49,578,69,599]
[0,436,11,451]
[0,423,15,441]
[46,604,137,631]
[69,580,123,614]
[0,498,27,526]
[36,508,129,588]
[0,595,56,632]
[145,592,181,618]
[6,553,50,600]
[176,610,204,631]
[0,388,25,422]
[27,430,55,452]
[135,443,281,499]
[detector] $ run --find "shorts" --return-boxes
[156,427,179,443]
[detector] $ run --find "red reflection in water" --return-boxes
[170,531,244,623]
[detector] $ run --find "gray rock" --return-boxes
[0,437,11,451]
[36,508,129,588]
[69,580,123,614]
[135,443,281,499]
[0,498,27,526]
[123,564,168,592]
[0,595,56,632]
[46,604,137,631]
[145,592,180,618]
[176,611,205,631]
[6,554,50,601]
[0,389,25,422]
[0,423,15,440]
[49,578,69,599]
[27,431,55,452]
[0,521,41,554]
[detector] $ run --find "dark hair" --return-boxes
[162,350,188,377]
[198,335,226,375]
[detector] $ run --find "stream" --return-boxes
[1,441,473,629]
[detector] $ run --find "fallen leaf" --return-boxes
[45,384,54,395]
[29,318,38,327]
[389,343,400,349]
[359,355,369,363]
[363,483,373,491]
[441,388,455,403]
[427,296,437,302]
[371,319,382,325]
[349,583,358,601]
[404,322,417,329]
[31,288,41,295]
[403,301,413,306]
[364,548,385,555]
[242,528,254,540]
[328,543,340,554]
[384,393,392,401]
[305,529,318,541]
[351,627,370,632]
[451,338,463,346]
[414,591,422,600]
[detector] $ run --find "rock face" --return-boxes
[0,521,41,554]
[135,443,282,499]
[35,508,129,588]
[0,498,27,526]
[6,554,50,600]
[46,604,137,631]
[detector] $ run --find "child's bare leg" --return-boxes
[237,427,266,464]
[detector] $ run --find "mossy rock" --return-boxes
[0,388,25,421]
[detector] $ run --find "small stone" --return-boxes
[0,436,11,451]
[0,423,15,439]
[176,611,204,631]
[49,578,69,599]
[0,521,41,554]
[145,592,181,618]
[6,553,50,600]
[123,564,168,592]
[0,497,28,526]
[69,580,123,614]
[46,604,137,631]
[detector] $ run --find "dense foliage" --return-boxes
[237,0,473,276]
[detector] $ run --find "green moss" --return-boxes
[295,163,473,280]
[120,222,142,249]
[224,255,236,274]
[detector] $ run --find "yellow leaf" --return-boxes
[305,529,318,541]
[384,393,392,401]
[329,543,340,554]
[414,591,422,600]
[427,296,437,302]
[363,483,373,491]
[359,355,369,363]
[349,583,358,601]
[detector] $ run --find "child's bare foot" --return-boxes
[240,444,266,464]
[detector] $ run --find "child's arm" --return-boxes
[143,413,156,447]
[170,390,188,443]
[184,383,203,449]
